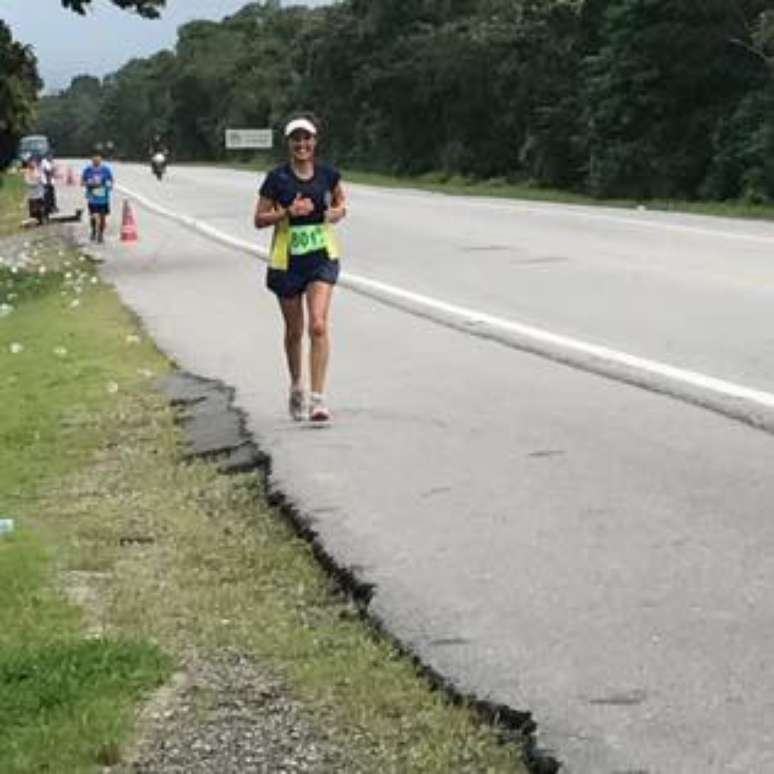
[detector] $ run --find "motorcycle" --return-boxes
[150,152,167,180]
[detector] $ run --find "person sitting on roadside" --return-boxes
[24,156,46,225]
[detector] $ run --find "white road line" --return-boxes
[116,181,774,422]
[346,274,774,407]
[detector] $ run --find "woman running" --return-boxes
[254,116,347,423]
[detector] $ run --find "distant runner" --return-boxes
[81,150,114,243]
[254,115,348,422]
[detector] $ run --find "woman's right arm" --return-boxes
[254,195,288,229]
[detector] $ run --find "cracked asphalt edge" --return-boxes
[162,369,563,774]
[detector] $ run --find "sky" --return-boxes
[0,0,329,92]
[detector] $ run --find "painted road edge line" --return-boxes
[116,182,774,431]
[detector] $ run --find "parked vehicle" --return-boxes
[18,135,51,166]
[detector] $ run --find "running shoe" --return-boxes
[309,392,330,423]
[289,387,306,421]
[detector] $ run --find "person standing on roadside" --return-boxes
[41,151,57,215]
[81,150,114,243]
[254,115,348,423]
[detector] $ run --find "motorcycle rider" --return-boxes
[149,134,169,179]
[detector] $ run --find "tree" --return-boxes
[581,0,765,199]
[0,21,42,169]
[61,0,165,18]
[37,75,105,156]
[30,0,774,202]
[702,2,774,201]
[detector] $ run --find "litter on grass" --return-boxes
[0,519,15,537]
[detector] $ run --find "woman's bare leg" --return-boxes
[279,295,304,388]
[306,281,334,395]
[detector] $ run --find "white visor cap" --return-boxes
[285,118,317,137]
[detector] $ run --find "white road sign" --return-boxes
[225,128,273,150]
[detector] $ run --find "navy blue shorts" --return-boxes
[266,253,340,298]
[88,202,110,215]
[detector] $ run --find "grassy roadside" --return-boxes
[216,159,774,221]
[0,213,171,772]
[0,182,529,771]
[0,173,26,237]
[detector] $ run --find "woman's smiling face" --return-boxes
[289,130,316,162]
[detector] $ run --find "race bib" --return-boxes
[289,224,326,256]
[91,186,106,197]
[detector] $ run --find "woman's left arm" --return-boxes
[326,182,347,224]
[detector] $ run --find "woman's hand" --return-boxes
[325,205,347,224]
[326,182,347,224]
[255,196,291,229]
[287,194,314,218]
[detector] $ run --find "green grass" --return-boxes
[0,250,163,508]
[0,530,80,649]
[1,233,528,772]
[0,526,169,774]
[0,635,170,773]
[0,242,171,773]
[0,173,26,236]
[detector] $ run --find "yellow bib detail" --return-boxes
[269,219,341,270]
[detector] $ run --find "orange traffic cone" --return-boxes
[120,200,139,243]
[66,167,75,186]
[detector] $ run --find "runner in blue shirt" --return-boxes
[254,115,348,423]
[81,150,114,243]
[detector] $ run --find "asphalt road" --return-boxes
[58,163,774,773]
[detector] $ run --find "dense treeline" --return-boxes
[1,0,168,172]
[36,0,774,201]
[0,20,42,170]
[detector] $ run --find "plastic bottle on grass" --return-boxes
[0,519,15,537]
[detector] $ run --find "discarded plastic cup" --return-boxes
[0,519,15,537]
